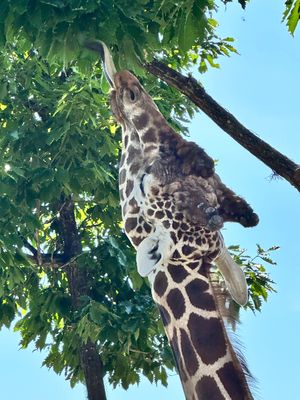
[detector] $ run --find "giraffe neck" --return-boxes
[131,105,172,154]
[118,122,156,247]
[151,260,253,400]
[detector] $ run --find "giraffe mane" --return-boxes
[208,269,257,399]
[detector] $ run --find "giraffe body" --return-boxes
[88,42,258,399]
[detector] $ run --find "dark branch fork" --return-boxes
[145,59,300,193]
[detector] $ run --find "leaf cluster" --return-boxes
[0,0,240,76]
[228,244,278,313]
[0,48,180,388]
[220,0,249,9]
[283,0,300,35]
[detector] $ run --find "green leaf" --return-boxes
[284,0,300,35]
[178,4,203,52]
[100,71,110,94]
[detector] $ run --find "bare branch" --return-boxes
[145,59,300,193]
[19,234,64,266]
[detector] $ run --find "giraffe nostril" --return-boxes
[129,89,136,101]
[125,86,140,103]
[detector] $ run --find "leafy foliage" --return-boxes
[228,244,278,313]
[0,0,239,75]
[0,47,188,388]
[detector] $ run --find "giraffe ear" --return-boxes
[214,247,248,306]
[136,229,173,277]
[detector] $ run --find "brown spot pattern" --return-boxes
[130,162,141,175]
[143,222,152,233]
[182,245,196,256]
[188,313,227,364]
[185,279,215,311]
[131,236,143,246]
[125,179,134,197]
[170,231,177,244]
[125,217,138,233]
[196,238,202,246]
[175,212,184,221]
[119,169,126,185]
[153,271,168,297]
[133,112,149,129]
[217,362,247,399]
[143,127,157,142]
[151,186,159,196]
[155,210,164,219]
[187,261,200,270]
[165,209,173,219]
[171,249,180,259]
[129,197,138,207]
[171,329,188,383]
[119,153,125,167]
[196,376,225,400]
[127,145,141,163]
[181,223,189,231]
[167,264,188,283]
[167,288,186,320]
[172,221,179,229]
[180,328,199,376]
[163,220,170,229]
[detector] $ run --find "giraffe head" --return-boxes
[85,40,161,127]
[110,70,160,124]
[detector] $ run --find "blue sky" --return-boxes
[1,0,300,399]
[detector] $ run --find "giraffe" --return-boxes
[86,41,258,400]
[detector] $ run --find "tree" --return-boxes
[0,1,286,399]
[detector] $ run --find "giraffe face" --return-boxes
[110,71,159,127]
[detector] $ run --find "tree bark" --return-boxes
[58,196,107,400]
[145,59,300,193]
[81,340,107,400]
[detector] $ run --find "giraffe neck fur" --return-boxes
[152,262,253,400]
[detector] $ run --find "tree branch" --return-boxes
[20,234,64,266]
[145,59,300,192]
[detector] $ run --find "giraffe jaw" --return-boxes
[215,247,248,306]
[85,40,117,88]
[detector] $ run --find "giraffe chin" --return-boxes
[136,228,173,277]
[215,246,248,306]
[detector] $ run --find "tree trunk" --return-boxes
[145,59,300,193]
[58,196,107,400]
[81,340,107,400]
